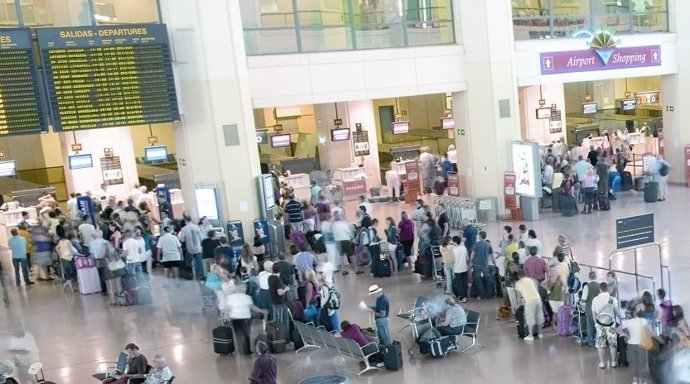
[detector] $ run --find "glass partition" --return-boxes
[0,0,19,27]
[513,0,668,40]
[241,0,455,55]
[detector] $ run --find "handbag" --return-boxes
[108,259,126,271]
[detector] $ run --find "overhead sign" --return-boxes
[616,213,654,249]
[0,28,48,136]
[541,32,660,75]
[37,24,180,131]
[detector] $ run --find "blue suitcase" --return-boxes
[430,336,456,357]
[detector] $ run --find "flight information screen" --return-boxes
[0,28,47,136]
[37,24,179,131]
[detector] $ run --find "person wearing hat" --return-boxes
[368,284,391,346]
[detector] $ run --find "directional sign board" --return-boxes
[616,213,654,249]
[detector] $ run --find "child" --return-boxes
[658,288,672,329]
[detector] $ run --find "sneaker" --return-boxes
[598,362,606,369]
[376,362,385,368]
[524,335,534,341]
[460,298,467,303]
[535,334,542,339]
[611,362,618,368]
[26,281,35,285]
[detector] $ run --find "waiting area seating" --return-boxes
[292,321,382,375]
[459,310,483,353]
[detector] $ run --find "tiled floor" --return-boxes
[0,185,688,383]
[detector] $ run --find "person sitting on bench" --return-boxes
[143,355,173,384]
[102,343,149,384]
[435,297,467,337]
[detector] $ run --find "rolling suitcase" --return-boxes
[212,326,234,355]
[382,341,403,371]
[374,258,392,277]
[634,177,646,192]
[516,305,529,338]
[135,285,152,305]
[644,181,659,202]
[556,304,575,336]
[621,171,633,192]
[597,193,610,211]
[75,256,101,294]
[559,195,577,217]
[266,322,288,353]
[617,334,629,367]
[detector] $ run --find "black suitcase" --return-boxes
[382,341,403,371]
[597,193,610,211]
[621,171,633,192]
[617,334,629,367]
[266,322,288,353]
[432,177,446,195]
[430,336,456,357]
[559,194,577,217]
[374,258,392,277]
[635,177,646,192]
[516,306,529,338]
[292,328,304,351]
[212,326,234,355]
[645,181,659,203]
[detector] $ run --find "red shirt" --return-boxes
[341,324,369,347]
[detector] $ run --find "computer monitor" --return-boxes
[330,128,350,142]
[0,160,16,177]
[440,117,455,129]
[145,146,168,162]
[535,107,551,119]
[270,134,291,148]
[68,154,93,170]
[582,102,598,115]
[391,121,410,135]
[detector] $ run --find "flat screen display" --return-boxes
[68,154,93,170]
[256,129,269,144]
[145,145,168,162]
[511,141,540,198]
[622,98,637,111]
[441,117,455,129]
[0,160,16,177]
[270,134,291,148]
[0,29,48,136]
[391,121,410,135]
[330,128,350,142]
[582,102,598,115]
[37,24,180,131]
[536,107,552,119]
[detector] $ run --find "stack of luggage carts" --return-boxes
[434,196,478,229]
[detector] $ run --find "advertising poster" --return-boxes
[253,219,270,245]
[76,195,96,225]
[511,142,539,197]
[447,172,460,196]
[100,156,124,185]
[227,221,244,260]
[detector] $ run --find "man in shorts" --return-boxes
[157,226,183,287]
[592,281,623,369]
[515,271,543,341]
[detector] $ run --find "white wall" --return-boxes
[247,45,468,108]
[518,83,566,144]
[514,33,679,86]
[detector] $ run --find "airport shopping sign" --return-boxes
[540,32,661,74]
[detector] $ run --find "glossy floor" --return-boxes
[1,186,688,384]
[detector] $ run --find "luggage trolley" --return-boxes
[431,245,444,289]
[396,297,433,357]
[435,196,479,229]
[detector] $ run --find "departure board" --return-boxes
[0,29,47,136]
[37,24,179,131]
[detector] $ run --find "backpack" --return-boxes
[659,162,669,176]
[358,227,377,246]
[596,297,616,326]
[567,271,581,294]
[324,285,341,310]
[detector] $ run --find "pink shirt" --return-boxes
[524,256,548,282]
[583,174,597,188]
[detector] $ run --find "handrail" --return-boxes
[573,261,657,299]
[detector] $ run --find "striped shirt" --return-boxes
[284,199,303,223]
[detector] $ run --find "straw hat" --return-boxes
[368,284,383,296]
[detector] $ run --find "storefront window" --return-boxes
[19,0,91,27]
[11,0,161,27]
[241,0,455,55]
[512,0,668,40]
[0,1,19,27]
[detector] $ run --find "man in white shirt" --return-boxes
[591,281,623,369]
[78,215,97,254]
[122,229,145,277]
[524,230,542,256]
[66,193,79,221]
[90,230,110,294]
[129,183,143,202]
[332,212,357,275]
[178,215,204,280]
[157,226,183,287]
[451,236,468,303]
[221,284,267,355]
[137,186,155,208]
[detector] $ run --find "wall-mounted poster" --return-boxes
[512,141,541,198]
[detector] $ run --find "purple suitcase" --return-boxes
[75,257,101,294]
[557,304,575,336]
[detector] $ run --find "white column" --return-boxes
[455,0,521,210]
[161,0,262,226]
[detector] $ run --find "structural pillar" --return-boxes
[160,0,262,227]
[454,0,522,213]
